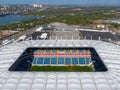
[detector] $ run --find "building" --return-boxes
[102,20,120,24]
[96,24,105,29]
[32,4,43,8]
[0,40,120,90]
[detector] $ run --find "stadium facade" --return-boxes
[0,40,120,90]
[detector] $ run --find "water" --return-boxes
[0,12,72,25]
[0,14,40,25]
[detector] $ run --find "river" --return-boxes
[0,14,40,25]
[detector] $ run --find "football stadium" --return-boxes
[9,47,107,72]
[0,40,120,90]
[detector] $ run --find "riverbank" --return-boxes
[0,14,40,25]
[0,12,118,30]
[0,6,120,31]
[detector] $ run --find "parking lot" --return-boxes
[80,30,120,41]
[26,27,120,42]
[50,30,81,40]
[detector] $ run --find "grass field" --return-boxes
[30,66,93,72]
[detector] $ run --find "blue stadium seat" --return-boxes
[65,58,71,64]
[51,58,57,64]
[79,57,85,64]
[86,57,91,64]
[72,58,78,64]
[44,58,50,64]
[58,58,64,64]
[38,58,43,64]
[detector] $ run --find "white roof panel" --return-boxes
[0,40,120,90]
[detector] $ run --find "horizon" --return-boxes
[0,4,120,6]
[0,0,120,5]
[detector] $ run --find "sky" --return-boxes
[0,0,120,5]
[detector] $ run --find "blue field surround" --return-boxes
[32,49,92,65]
[65,58,71,64]
[32,48,92,65]
[51,58,57,64]
[58,58,64,64]
[38,58,43,64]
[72,58,78,64]
[79,57,85,64]
[33,57,91,65]
[86,57,91,64]
[44,58,50,64]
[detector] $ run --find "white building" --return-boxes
[36,27,43,32]
[19,35,26,40]
[32,4,43,8]
[96,24,105,29]
[0,40,120,90]
[40,33,48,39]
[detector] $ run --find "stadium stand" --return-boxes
[1,40,120,90]
[80,31,120,41]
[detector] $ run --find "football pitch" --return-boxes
[30,47,93,71]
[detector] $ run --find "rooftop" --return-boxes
[0,40,120,90]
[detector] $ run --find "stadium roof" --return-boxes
[0,40,120,90]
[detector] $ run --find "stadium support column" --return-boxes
[84,50,86,65]
[84,35,86,39]
[50,35,51,40]
[72,36,73,40]
[36,57,38,64]
[78,57,80,65]
[31,36,32,40]
[98,36,101,40]
[57,57,58,65]
[70,57,72,65]
[50,57,52,64]
[89,57,92,64]
[85,57,87,65]
[42,56,44,64]
[108,38,111,42]
[64,57,65,65]
[66,36,67,40]
[37,36,39,40]
[91,36,92,40]
[56,36,57,40]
